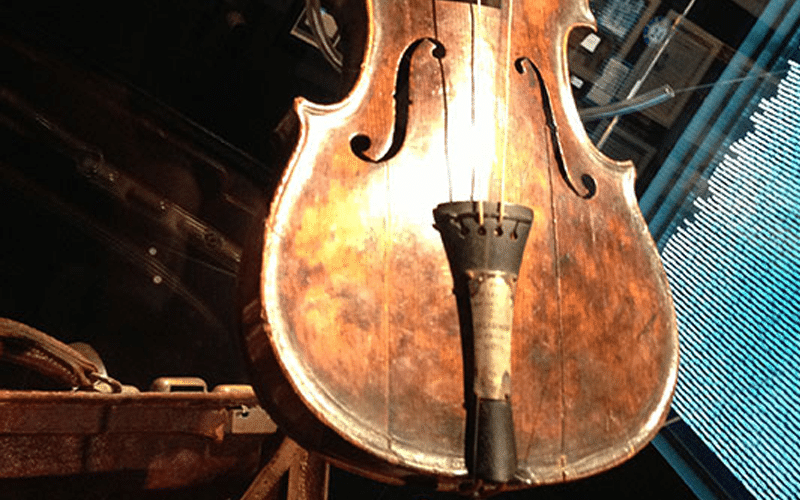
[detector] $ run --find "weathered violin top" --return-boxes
[240,0,678,492]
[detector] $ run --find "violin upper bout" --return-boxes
[540,0,596,34]
[548,16,638,199]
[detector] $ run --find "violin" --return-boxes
[241,0,678,493]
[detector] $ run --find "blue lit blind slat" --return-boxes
[659,48,800,500]
[640,0,800,241]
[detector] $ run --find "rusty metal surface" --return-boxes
[241,437,330,500]
[241,0,678,489]
[150,376,209,393]
[0,390,276,489]
[286,450,330,500]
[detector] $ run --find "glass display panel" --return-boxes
[576,1,800,498]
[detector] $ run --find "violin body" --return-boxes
[241,0,677,490]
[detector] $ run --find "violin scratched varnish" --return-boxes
[241,0,678,491]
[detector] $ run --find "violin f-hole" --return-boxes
[350,38,446,163]
[515,57,596,199]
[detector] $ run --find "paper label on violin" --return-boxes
[468,272,515,401]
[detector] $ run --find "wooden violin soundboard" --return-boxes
[240,0,678,493]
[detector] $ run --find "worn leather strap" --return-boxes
[0,317,121,392]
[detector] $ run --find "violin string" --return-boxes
[430,0,452,202]
[469,1,477,205]
[499,0,514,223]
[467,0,487,224]
[472,0,484,227]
